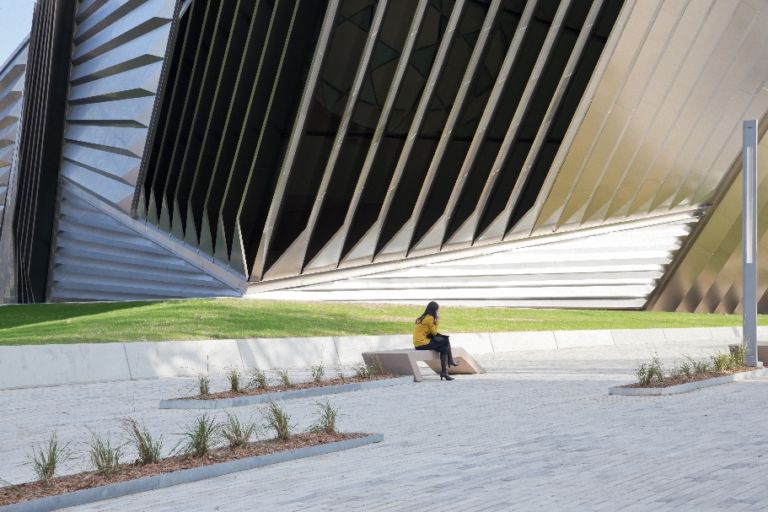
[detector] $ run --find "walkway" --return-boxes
[1,335,765,511]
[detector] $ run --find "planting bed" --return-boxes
[161,375,412,409]
[0,433,382,512]
[609,367,768,396]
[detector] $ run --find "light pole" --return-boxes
[742,119,758,367]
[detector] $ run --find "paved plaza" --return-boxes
[2,336,768,511]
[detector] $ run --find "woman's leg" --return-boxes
[416,340,449,374]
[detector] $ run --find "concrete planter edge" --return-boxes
[0,434,384,512]
[608,368,768,396]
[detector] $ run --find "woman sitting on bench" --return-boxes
[413,301,459,381]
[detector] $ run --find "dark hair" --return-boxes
[415,301,439,324]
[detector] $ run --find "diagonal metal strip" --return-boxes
[269,0,390,277]
[251,0,341,281]
[363,0,467,262]
[529,0,662,233]
[391,0,502,258]
[308,0,429,270]
[524,0,635,237]
[411,0,538,255]
[466,0,573,246]
[215,0,290,272]
[203,0,267,261]
[491,0,607,242]
[174,1,235,244]
[157,0,216,232]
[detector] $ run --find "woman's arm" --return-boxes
[427,315,438,337]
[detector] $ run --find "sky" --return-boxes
[0,0,34,67]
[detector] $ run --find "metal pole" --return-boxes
[743,119,758,367]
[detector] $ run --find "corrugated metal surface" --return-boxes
[49,187,239,301]
[250,211,696,309]
[0,39,27,236]
[61,0,174,211]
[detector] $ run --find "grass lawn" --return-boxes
[0,298,763,345]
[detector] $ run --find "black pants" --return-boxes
[416,335,454,374]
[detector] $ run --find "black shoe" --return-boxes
[448,359,459,367]
[440,373,455,381]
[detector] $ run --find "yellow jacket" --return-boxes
[413,314,438,347]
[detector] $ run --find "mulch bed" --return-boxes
[0,432,365,507]
[622,367,755,388]
[184,375,394,400]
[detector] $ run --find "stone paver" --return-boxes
[1,338,763,511]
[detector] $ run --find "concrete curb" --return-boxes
[608,368,768,396]
[0,434,383,512]
[0,326,760,390]
[159,376,413,409]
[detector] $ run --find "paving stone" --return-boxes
[2,338,767,511]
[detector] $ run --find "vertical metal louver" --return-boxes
[12,0,77,303]
[141,0,625,284]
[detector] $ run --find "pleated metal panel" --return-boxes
[141,0,627,289]
[48,187,240,302]
[648,127,768,314]
[12,0,77,303]
[61,0,174,212]
[532,0,768,235]
[0,39,27,236]
[249,212,696,309]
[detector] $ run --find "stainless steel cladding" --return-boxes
[5,0,768,310]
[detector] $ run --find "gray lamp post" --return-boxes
[743,119,758,367]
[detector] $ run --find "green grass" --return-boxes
[0,298,763,345]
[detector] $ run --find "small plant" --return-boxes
[636,355,664,386]
[121,417,163,465]
[687,356,712,375]
[227,368,241,393]
[354,363,371,380]
[28,432,69,484]
[88,433,122,476]
[368,355,385,376]
[263,402,294,441]
[309,400,340,434]
[197,374,210,397]
[730,343,746,368]
[276,369,291,387]
[220,413,259,449]
[311,362,325,383]
[247,368,269,390]
[177,414,219,458]
[336,367,346,381]
[678,358,693,378]
[712,352,733,372]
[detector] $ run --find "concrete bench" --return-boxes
[362,347,485,382]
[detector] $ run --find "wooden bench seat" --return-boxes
[361,347,485,382]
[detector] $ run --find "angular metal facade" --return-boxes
[1,0,768,311]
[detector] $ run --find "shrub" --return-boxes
[678,359,693,378]
[121,417,163,465]
[263,402,294,441]
[227,368,241,393]
[368,356,385,376]
[309,400,340,434]
[712,352,733,372]
[28,432,69,484]
[88,433,122,476]
[177,414,219,458]
[277,369,291,387]
[220,413,259,449]
[730,343,746,368]
[354,363,371,380]
[311,362,325,383]
[688,356,712,374]
[197,374,210,397]
[636,355,664,386]
[246,368,269,390]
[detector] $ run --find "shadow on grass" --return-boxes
[0,301,155,330]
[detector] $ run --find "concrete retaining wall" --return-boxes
[0,326,760,390]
